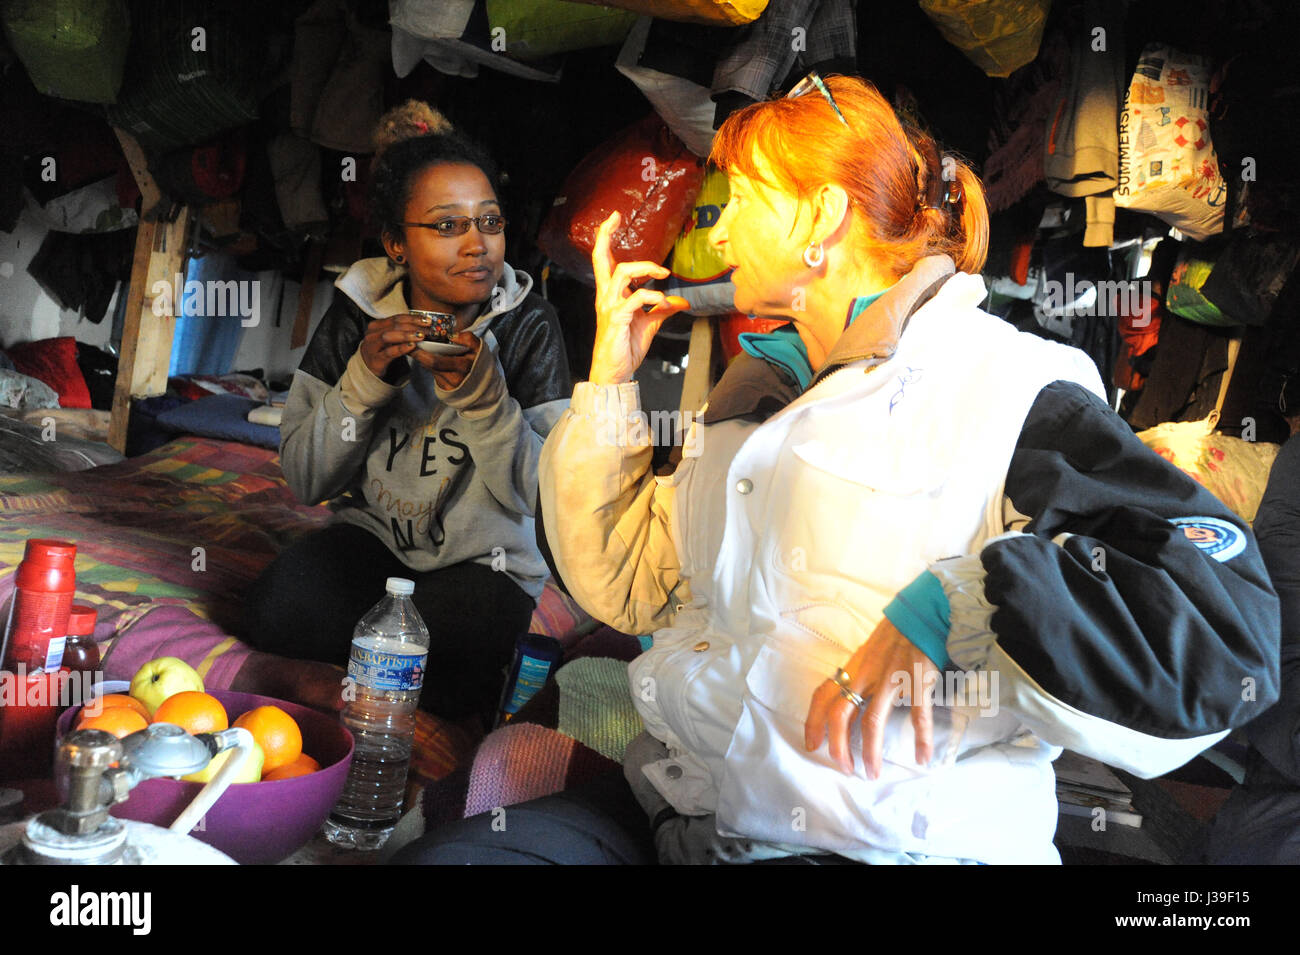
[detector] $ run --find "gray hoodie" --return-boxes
[281,257,571,601]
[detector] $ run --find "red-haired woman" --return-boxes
[397,75,1279,865]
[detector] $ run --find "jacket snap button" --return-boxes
[665,764,683,780]
[735,478,753,495]
[693,641,709,652]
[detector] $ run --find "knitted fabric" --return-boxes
[463,722,616,817]
[556,657,645,765]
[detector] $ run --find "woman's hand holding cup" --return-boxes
[587,211,689,386]
[359,313,435,379]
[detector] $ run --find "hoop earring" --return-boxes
[803,241,824,269]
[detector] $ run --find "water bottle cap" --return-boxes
[385,577,415,596]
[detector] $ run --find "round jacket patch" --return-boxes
[1170,516,1246,562]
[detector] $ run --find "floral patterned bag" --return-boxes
[1137,412,1280,523]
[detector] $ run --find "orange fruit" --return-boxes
[232,705,302,774]
[77,707,148,739]
[261,752,321,781]
[152,691,228,735]
[94,693,151,721]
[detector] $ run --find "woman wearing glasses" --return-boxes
[244,103,571,726]
[393,74,1276,864]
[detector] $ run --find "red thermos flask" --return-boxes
[1,539,77,672]
[0,539,77,781]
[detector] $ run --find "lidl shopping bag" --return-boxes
[539,114,705,286]
[1115,43,1226,241]
[661,167,736,314]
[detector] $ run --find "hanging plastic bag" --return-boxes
[563,0,768,26]
[389,0,477,39]
[485,0,637,60]
[660,167,737,314]
[615,16,717,158]
[1115,43,1226,241]
[1200,232,1300,328]
[2,0,130,104]
[1166,245,1231,327]
[538,114,705,286]
[917,0,1050,78]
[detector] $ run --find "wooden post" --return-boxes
[291,238,324,349]
[679,315,716,415]
[112,128,165,222]
[107,207,193,453]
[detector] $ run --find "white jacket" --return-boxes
[540,256,1280,864]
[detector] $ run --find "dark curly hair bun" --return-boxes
[368,100,500,243]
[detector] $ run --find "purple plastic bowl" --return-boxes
[57,689,353,864]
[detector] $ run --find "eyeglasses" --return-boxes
[786,72,849,128]
[402,214,507,238]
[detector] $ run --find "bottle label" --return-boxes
[504,654,555,715]
[348,644,427,692]
[42,636,66,673]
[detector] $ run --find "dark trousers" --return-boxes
[243,522,535,723]
[389,771,657,865]
[389,771,861,865]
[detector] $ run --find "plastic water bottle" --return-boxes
[323,577,429,849]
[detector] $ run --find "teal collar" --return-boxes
[737,287,893,393]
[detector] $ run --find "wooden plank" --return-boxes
[679,315,716,414]
[107,207,193,453]
[1213,336,1243,423]
[112,127,165,221]
[291,239,324,349]
[108,219,159,453]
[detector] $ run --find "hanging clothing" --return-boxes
[1043,0,1126,247]
[710,0,856,124]
[25,227,135,324]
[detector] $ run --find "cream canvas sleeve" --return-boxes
[539,381,685,636]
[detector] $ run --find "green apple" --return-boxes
[129,656,205,716]
[182,742,264,784]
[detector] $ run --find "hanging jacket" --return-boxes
[282,257,571,600]
[540,254,1280,863]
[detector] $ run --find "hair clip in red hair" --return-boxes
[415,120,429,133]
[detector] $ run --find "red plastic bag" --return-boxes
[539,113,704,286]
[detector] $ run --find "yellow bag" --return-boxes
[560,0,768,27]
[663,167,736,314]
[917,0,1050,78]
